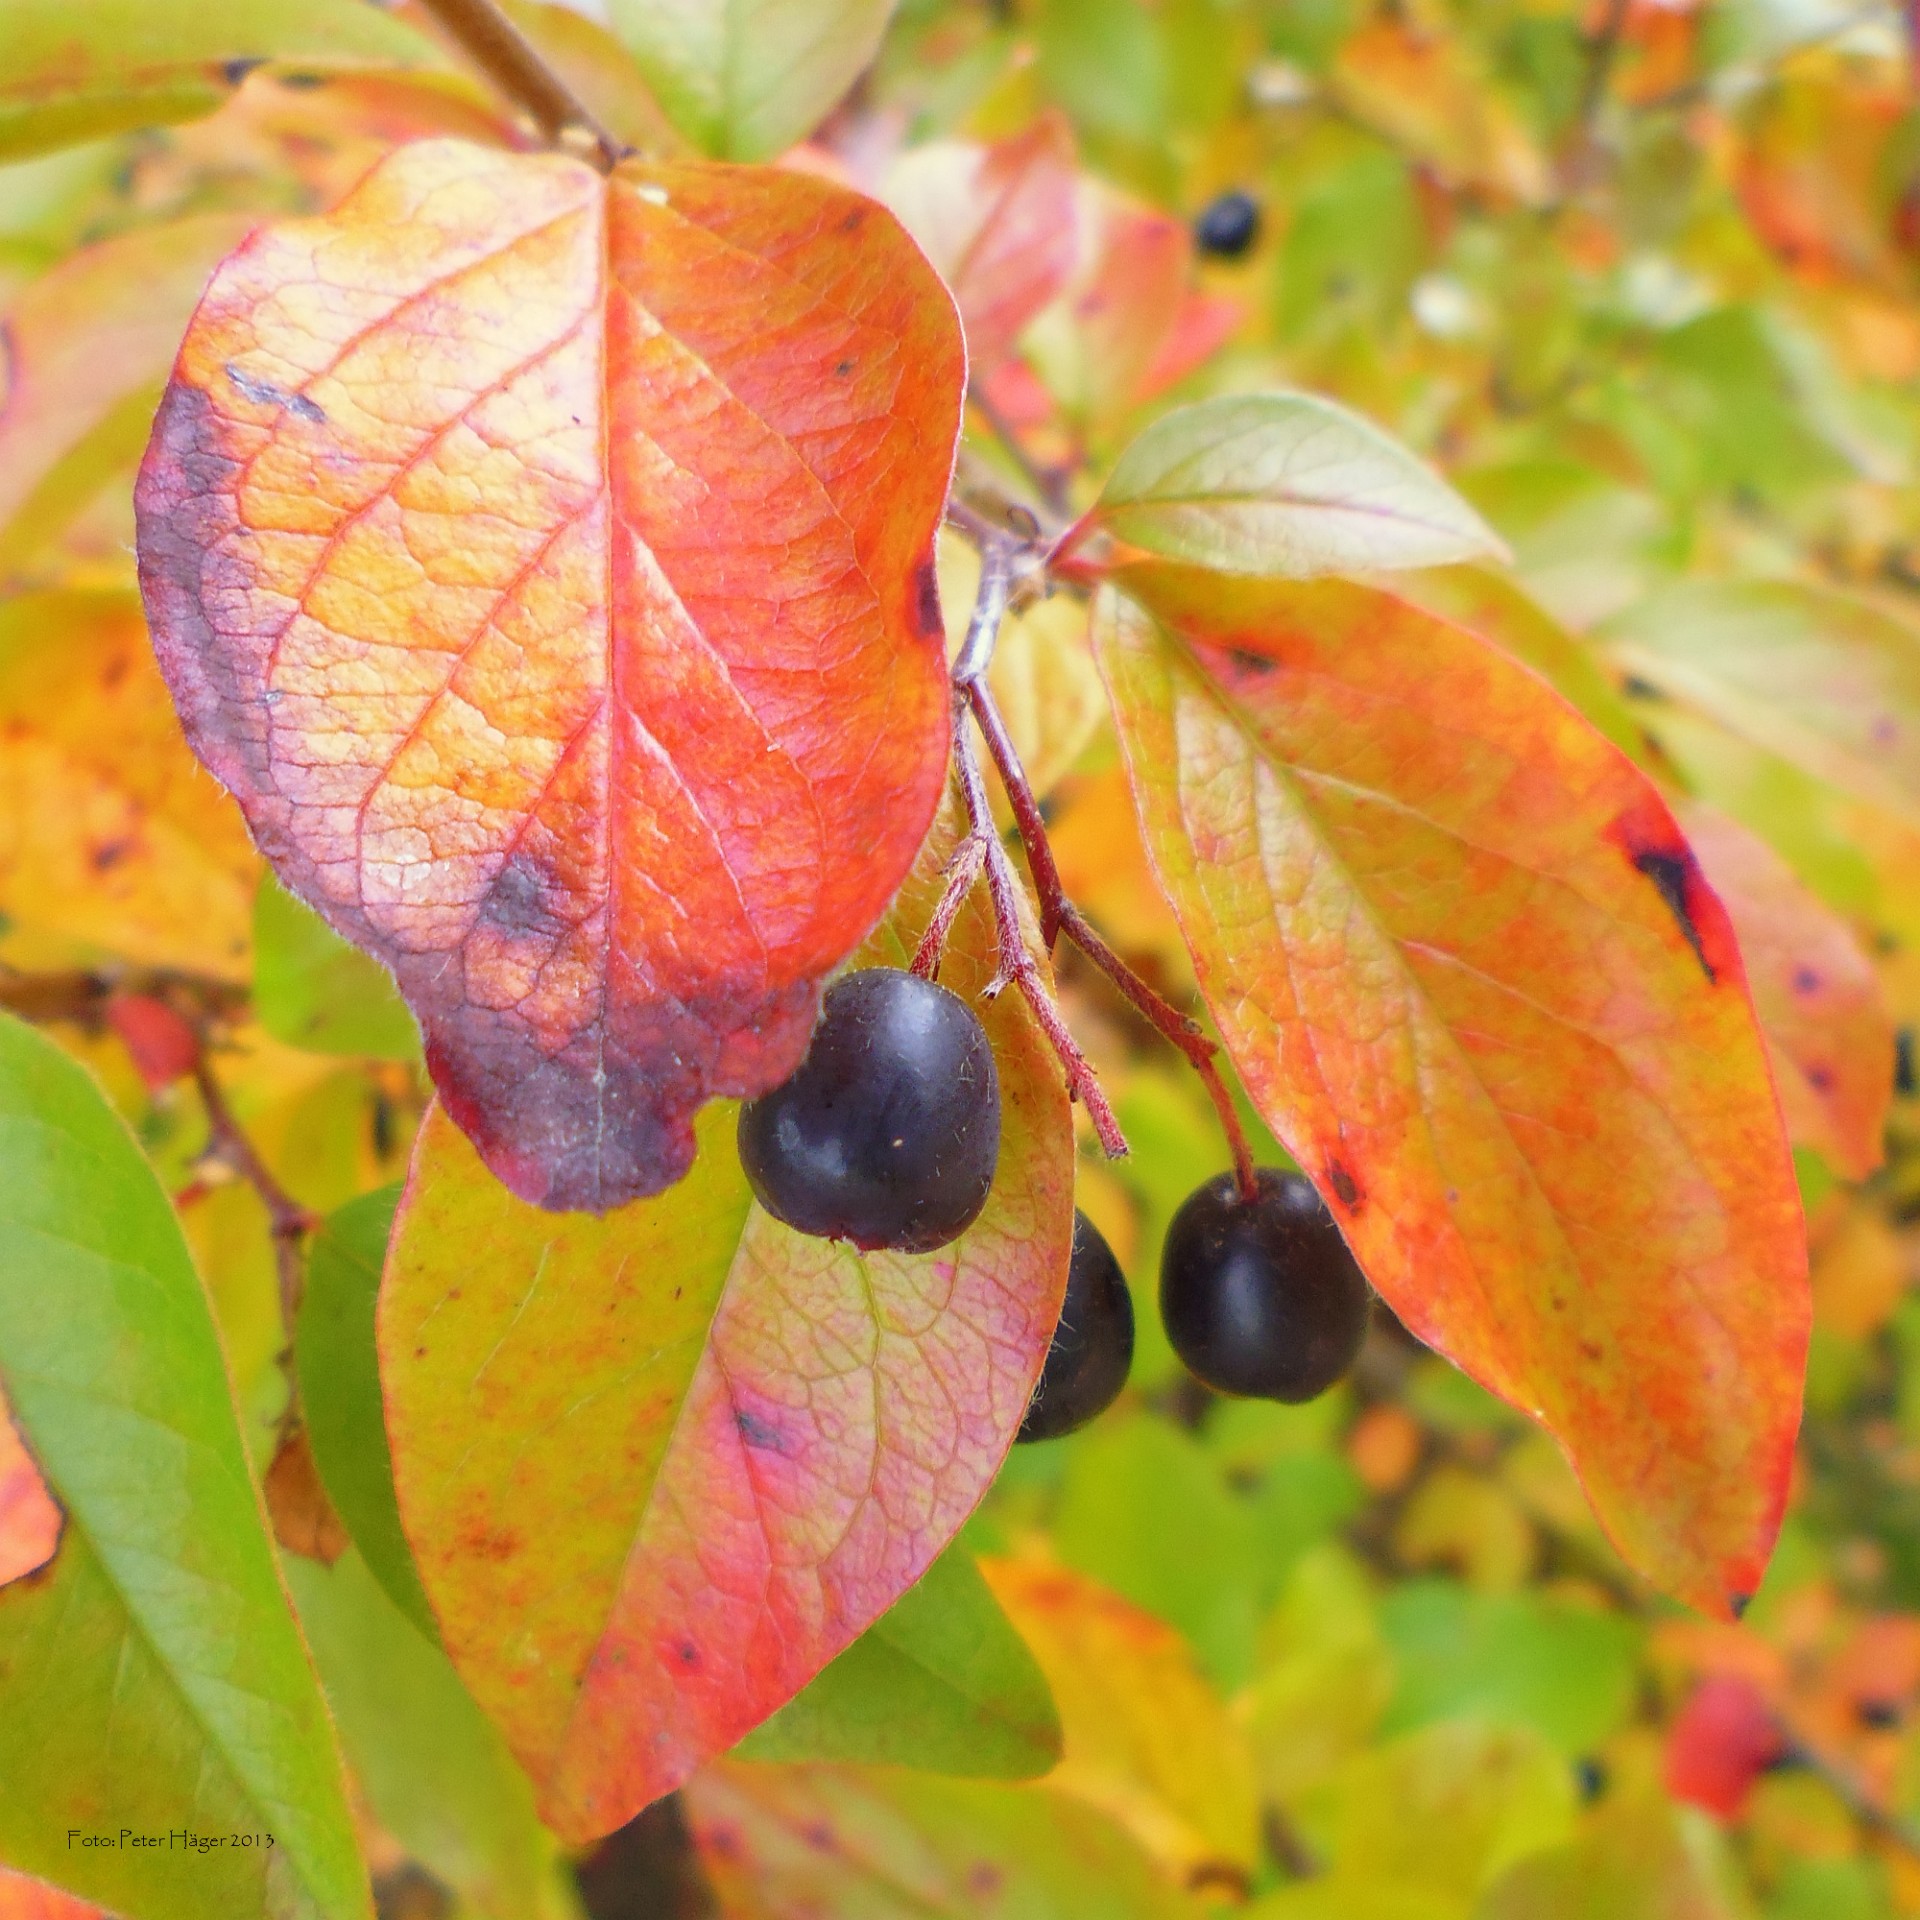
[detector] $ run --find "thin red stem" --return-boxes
[964,673,1260,1200]
[947,699,1128,1157]
[192,1058,320,1346]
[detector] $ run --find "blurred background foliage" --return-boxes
[6,0,1920,1912]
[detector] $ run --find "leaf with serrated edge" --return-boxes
[1082,392,1505,578]
[1091,566,1806,1617]
[1674,799,1891,1182]
[606,0,894,160]
[0,1012,369,1920]
[684,1761,1199,1919]
[136,138,963,1214]
[379,816,1075,1840]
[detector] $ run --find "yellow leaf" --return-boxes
[0,591,257,978]
[981,1556,1262,1897]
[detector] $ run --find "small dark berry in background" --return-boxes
[1194,189,1261,259]
[738,968,1000,1254]
[1160,1167,1368,1401]
[1018,1211,1135,1443]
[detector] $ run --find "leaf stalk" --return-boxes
[415,0,630,170]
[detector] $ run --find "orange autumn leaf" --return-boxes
[136,137,965,1214]
[0,1384,61,1592]
[1092,565,1808,1618]
[1674,798,1892,1182]
[0,1869,100,1920]
[378,813,1075,1840]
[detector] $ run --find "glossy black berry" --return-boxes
[1194,189,1261,259]
[1017,1211,1135,1443]
[738,969,1000,1253]
[1160,1168,1368,1401]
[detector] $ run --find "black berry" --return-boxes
[1017,1211,1134,1443]
[1160,1168,1368,1401]
[738,969,1000,1253]
[1194,189,1261,259]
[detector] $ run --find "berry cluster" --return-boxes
[740,968,1372,1441]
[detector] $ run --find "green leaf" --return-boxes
[0,0,435,161]
[285,1549,581,1920]
[296,1186,438,1644]
[605,0,895,159]
[1599,581,1920,833]
[1378,1580,1641,1756]
[734,1544,1061,1777]
[254,874,420,1061]
[1085,393,1504,578]
[685,1760,1203,1918]
[1477,1788,1754,1919]
[0,1010,369,1920]
[1052,1414,1263,1689]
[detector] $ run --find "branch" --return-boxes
[960,662,1260,1202]
[1562,0,1631,191]
[969,387,1073,521]
[190,1057,320,1357]
[416,0,629,169]
[922,533,1260,1194]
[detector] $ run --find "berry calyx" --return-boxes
[1194,189,1261,259]
[1017,1210,1134,1443]
[1160,1168,1368,1401]
[738,969,1000,1253]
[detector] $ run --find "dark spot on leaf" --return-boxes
[100,652,129,690]
[1580,1338,1604,1361]
[1575,1757,1607,1801]
[481,852,559,938]
[840,208,864,232]
[1623,841,1718,984]
[89,838,132,873]
[1806,1064,1834,1093]
[1896,1027,1914,1096]
[803,1822,835,1851]
[835,359,854,376]
[1792,966,1821,995]
[1857,1698,1901,1729]
[1729,1590,1752,1620]
[1227,646,1275,675]
[1874,715,1899,746]
[735,1408,785,1452]
[224,362,326,423]
[967,1863,1004,1896]
[704,1822,742,1861]
[1187,1862,1254,1899]
[222,56,264,85]
[1326,1159,1360,1209]
[912,556,942,640]
[675,1639,700,1667]
[1621,674,1666,701]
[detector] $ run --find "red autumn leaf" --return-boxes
[884,112,1080,375]
[102,990,202,1092]
[1091,564,1808,1617]
[378,815,1075,1839]
[1674,798,1892,1182]
[1665,1675,1786,1820]
[135,137,965,1213]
